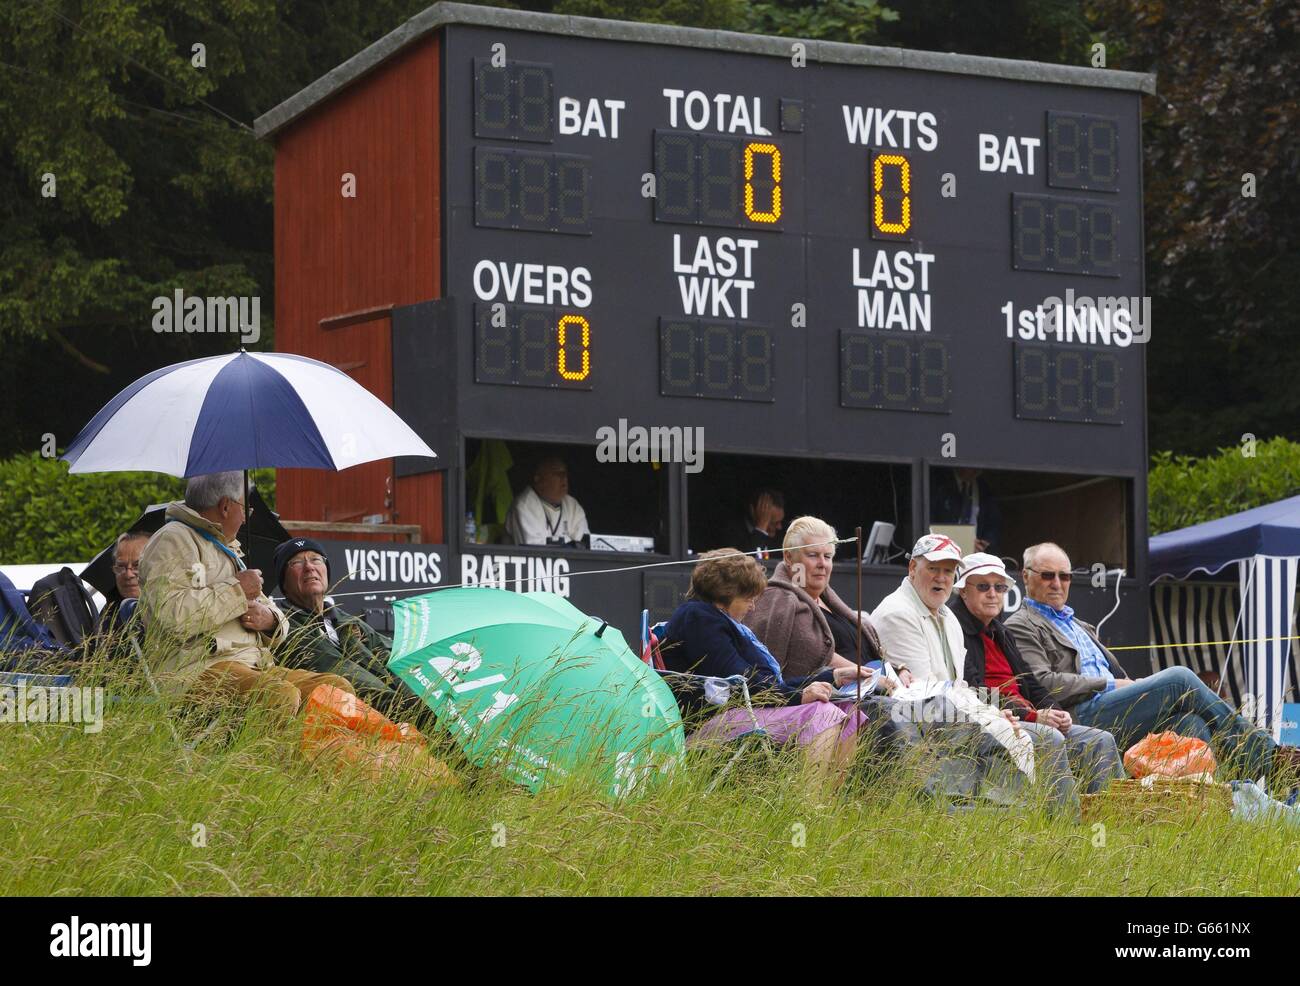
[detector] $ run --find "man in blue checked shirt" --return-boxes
[1006,541,1300,783]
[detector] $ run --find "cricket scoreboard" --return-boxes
[258,5,1155,651]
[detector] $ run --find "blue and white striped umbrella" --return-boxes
[61,351,435,476]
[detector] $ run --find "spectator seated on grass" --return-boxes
[952,552,1125,794]
[869,534,1102,815]
[274,537,424,722]
[659,548,867,792]
[138,471,354,720]
[95,530,150,634]
[1007,540,1300,784]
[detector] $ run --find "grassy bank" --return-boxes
[0,657,1295,896]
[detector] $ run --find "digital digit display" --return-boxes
[1013,193,1119,277]
[653,131,782,229]
[839,330,950,413]
[870,152,912,241]
[474,59,555,141]
[436,20,1148,460]
[1047,111,1119,192]
[474,147,591,234]
[659,318,774,401]
[474,302,593,389]
[1014,342,1123,424]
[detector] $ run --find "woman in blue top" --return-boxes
[661,549,869,791]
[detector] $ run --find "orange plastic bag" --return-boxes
[1123,730,1217,780]
[301,685,459,791]
[302,685,426,747]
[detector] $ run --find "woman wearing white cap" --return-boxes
[952,552,1125,793]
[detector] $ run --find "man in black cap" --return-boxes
[273,538,420,720]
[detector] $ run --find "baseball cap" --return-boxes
[909,533,964,564]
[954,551,1011,588]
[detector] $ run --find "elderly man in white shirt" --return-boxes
[505,456,590,547]
[870,533,967,681]
[871,535,1103,814]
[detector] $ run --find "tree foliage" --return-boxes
[1148,437,1300,535]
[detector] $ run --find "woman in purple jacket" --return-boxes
[661,549,869,791]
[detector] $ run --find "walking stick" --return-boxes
[855,525,863,749]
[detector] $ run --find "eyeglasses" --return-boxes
[1027,567,1072,583]
[112,562,141,574]
[287,554,327,570]
[968,581,1009,594]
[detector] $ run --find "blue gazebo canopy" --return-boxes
[1150,494,1300,581]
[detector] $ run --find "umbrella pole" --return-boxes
[243,469,250,559]
[855,525,863,751]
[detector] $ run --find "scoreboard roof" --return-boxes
[253,1,1156,141]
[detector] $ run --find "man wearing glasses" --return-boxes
[96,531,151,633]
[274,538,421,720]
[952,552,1124,792]
[1007,541,1300,782]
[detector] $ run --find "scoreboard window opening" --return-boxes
[474,146,592,234]
[964,467,1131,573]
[686,451,911,560]
[474,302,593,389]
[659,317,775,402]
[1012,193,1120,277]
[1047,111,1119,192]
[839,330,950,413]
[473,59,555,142]
[467,437,669,552]
[653,130,783,229]
[1013,341,1123,425]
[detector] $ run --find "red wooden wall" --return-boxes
[272,35,444,543]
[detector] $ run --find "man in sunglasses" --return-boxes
[953,552,1125,792]
[1007,541,1300,782]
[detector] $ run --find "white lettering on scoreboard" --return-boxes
[461,554,572,596]
[672,234,758,318]
[662,89,771,134]
[344,548,444,585]
[558,96,626,138]
[852,247,936,332]
[841,105,939,150]
[473,260,593,308]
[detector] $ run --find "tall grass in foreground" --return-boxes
[0,645,1296,896]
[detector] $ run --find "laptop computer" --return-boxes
[929,524,976,556]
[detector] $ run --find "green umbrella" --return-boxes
[388,588,684,798]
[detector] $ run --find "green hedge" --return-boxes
[1149,437,1300,535]
[0,453,275,564]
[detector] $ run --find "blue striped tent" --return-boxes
[1150,497,1300,740]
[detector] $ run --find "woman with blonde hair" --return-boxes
[746,516,909,692]
[659,548,867,789]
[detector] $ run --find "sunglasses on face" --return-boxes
[968,581,1009,594]
[1028,567,1072,583]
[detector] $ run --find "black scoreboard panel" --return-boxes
[442,24,1146,472]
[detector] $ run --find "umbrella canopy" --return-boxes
[61,351,435,477]
[81,487,290,599]
[388,588,684,799]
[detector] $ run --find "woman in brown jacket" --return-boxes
[745,516,910,691]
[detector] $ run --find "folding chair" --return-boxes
[641,610,773,792]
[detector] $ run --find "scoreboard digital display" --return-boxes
[443,21,1148,468]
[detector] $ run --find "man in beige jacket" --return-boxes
[138,471,352,718]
